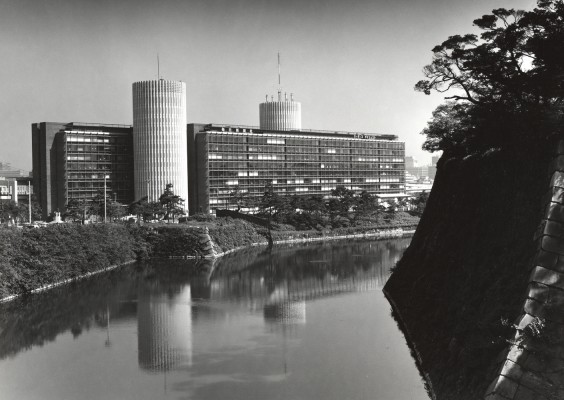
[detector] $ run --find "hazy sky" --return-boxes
[0,0,536,171]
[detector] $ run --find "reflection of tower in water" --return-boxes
[264,301,306,326]
[137,285,193,373]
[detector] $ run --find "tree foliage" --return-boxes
[417,1,564,154]
[159,183,185,222]
[254,185,392,230]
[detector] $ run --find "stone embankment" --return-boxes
[197,227,412,259]
[384,139,564,400]
[485,144,564,400]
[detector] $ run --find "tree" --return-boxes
[0,200,25,225]
[64,198,89,223]
[352,191,378,224]
[159,184,185,222]
[229,185,247,212]
[330,186,356,218]
[412,191,430,215]
[107,199,126,222]
[416,1,564,154]
[297,195,327,229]
[129,196,150,222]
[257,182,288,245]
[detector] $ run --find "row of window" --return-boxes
[209,134,404,149]
[209,177,402,185]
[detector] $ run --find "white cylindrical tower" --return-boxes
[133,80,188,209]
[259,92,302,131]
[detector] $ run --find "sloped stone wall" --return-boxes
[485,144,564,400]
[384,146,552,400]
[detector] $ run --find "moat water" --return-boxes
[0,238,429,400]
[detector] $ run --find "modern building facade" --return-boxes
[0,162,29,179]
[0,177,33,203]
[132,80,188,208]
[31,122,134,219]
[187,123,404,215]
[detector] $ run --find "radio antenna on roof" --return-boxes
[157,54,160,80]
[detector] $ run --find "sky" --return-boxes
[0,0,537,172]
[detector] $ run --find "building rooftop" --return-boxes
[200,123,398,141]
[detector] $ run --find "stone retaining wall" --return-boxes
[485,143,564,400]
[197,228,412,259]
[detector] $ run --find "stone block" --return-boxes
[534,250,558,270]
[527,284,550,304]
[543,220,564,239]
[507,344,528,364]
[501,359,524,381]
[530,266,564,290]
[534,221,547,243]
[513,384,537,400]
[485,377,501,396]
[551,187,564,205]
[491,376,519,399]
[550,170,564,188]
[546,202,564,223]
[524,298,544,318]
[540,236,564,255]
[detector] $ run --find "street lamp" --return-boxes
[104,174,109,223]
[28,181,31,223]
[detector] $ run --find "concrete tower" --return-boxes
[259,92,302,131]
[132,80,188,208]
[259,54,302,131]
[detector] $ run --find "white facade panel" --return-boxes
[259,100,302,131]
[133,80,188,209]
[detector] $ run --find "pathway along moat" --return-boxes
[0,238,429,400]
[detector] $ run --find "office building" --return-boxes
[31,122,134,219]
[187,123,404,215]
[0,177,33,204]
[0,162,29,179]
[133,80,188,208]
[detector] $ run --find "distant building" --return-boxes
[31,122,134,219]
[187,123,404,215]
[0,176,33,204]
[31,79,405,219]
[405,156,437,181]
[0,162,29,179]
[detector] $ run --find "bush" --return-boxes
[207,219,266,252]
[0,224,136,298]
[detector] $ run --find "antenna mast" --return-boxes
[157,54,160,80]
[277,52,281,101]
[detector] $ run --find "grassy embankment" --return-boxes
[0,211,419,299]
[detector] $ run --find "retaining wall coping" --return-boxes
[530,266,564,290]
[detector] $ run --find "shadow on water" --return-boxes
[0,238,412,371]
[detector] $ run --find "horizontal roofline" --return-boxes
[200,123,398,140]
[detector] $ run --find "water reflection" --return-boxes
[0,238,426,400]
[137,285,193,372]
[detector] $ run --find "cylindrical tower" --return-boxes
[133,80,188,209]
[259,92,301,131]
